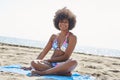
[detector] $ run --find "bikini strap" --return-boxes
[66,32,70,38]
[64,32,70,43]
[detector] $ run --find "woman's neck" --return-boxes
[60,31,69,36]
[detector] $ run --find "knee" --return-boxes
[66,60,78,72]
[71,60,78,66]
[31,60,36,67]
[31,60,39,67]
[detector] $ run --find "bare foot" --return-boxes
[31,70,44,76]
[64,72,72,76]
[21,66,32,70]
[31,70,72,76]
[57,72,72,76]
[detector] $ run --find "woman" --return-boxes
[22,7,77,76]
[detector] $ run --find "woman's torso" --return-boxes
[51,32,71,59]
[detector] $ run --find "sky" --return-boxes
[0,0,120,50]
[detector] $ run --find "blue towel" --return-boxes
[0,64,95,80]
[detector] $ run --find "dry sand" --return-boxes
[0,43,120,80]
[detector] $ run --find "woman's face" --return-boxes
[58,19,69,31]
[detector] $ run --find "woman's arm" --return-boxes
[47,34,77,62]
[21,35,55,70]
[37,34,55,60]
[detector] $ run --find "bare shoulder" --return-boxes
[69,32,77,40]
[51,33,58,38]
[50,34,58,41]
[51,34,56,38]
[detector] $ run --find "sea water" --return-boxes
[0,36,120,57]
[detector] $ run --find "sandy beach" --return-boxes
[0,42,120,80]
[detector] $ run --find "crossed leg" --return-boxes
[31,59,78,76]
[31,59,52,71]
[21,59,52,71]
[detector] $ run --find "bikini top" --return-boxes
[52,32,69,52]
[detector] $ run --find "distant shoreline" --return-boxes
[0,42,120,60]
[0,36,120,57]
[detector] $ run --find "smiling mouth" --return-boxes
[61,25,66,27]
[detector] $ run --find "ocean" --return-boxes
[0,36,120,57]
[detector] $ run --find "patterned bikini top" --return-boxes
[52,32,69,52]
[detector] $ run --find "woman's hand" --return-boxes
[21,66,32,70]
